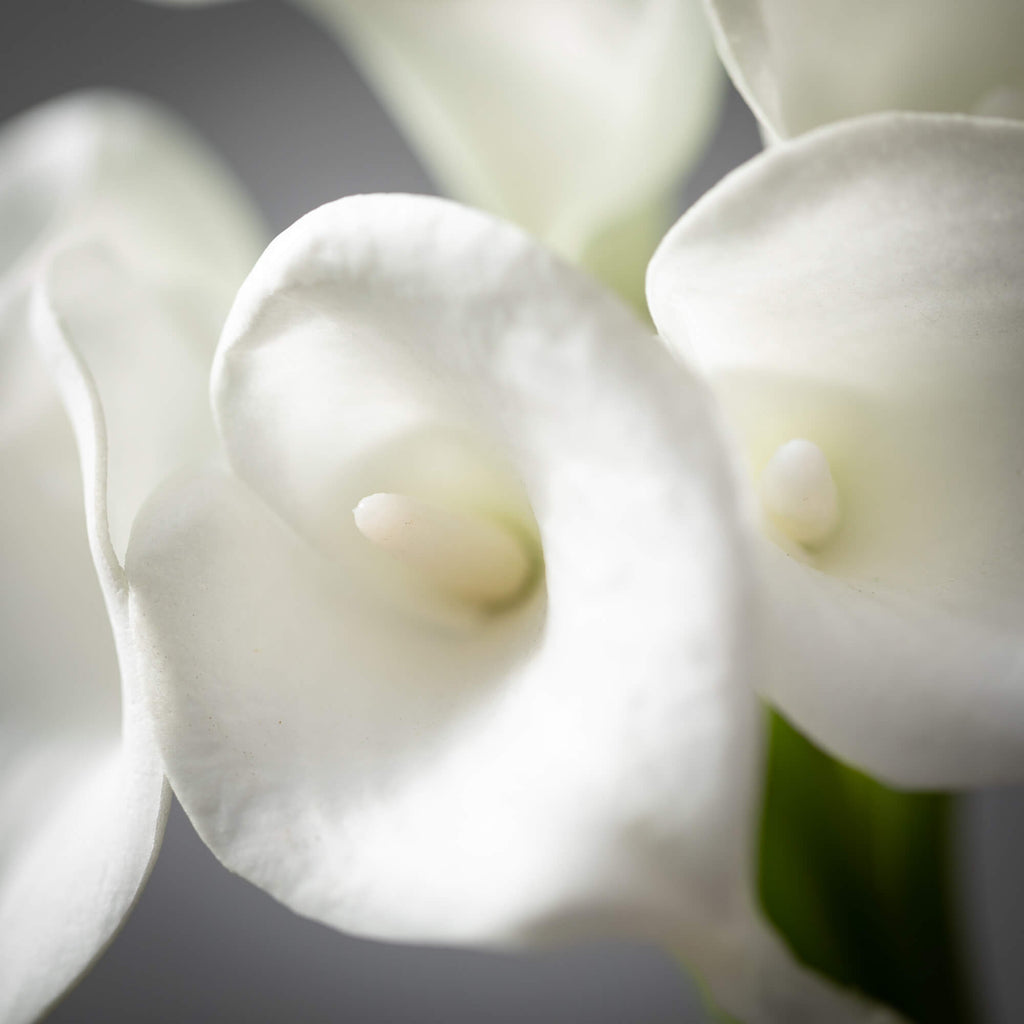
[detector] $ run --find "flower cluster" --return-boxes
[2,2,1022,1022]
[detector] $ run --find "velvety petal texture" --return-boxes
[705,0,1024,139]
[0,92,263,1024]
[648,113,1024,788]
[126,195,892,1021]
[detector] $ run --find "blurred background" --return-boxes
[3,2,1023,1021]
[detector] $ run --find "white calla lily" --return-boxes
[648,112,1024,788]
[0,92,263,1023]
[126,193,895,1023]
[139,0,722,308]
[705,0,1024,140]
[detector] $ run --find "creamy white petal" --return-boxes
[0,93,262,1023]
[299,0,721,302]
[648,113,1024,787]
[128,194,892,1021]
[705,0,1024,140]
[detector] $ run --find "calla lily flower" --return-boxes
[648,112,1024,788]
[139,0,722,307]
[0,92,262,1023]
[704,0,1024,140]
[126,193,895,1023]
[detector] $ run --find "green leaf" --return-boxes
[759,711,976,1024]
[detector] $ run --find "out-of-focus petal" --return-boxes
[648,112,1024,787]
[302,0,722,304]
[705,0,1024,139]
[0,92,263,1024]
[130,0,722,305]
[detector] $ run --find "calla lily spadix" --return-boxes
[125,194,896,1023]
[648,112,1024,789]
[0,92,263,1023]
[704,0,1024,141]
[138,0,723,310]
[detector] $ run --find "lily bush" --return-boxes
[2,1,1023,1022]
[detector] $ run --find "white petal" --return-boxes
[33,244,227,563]
[648,113,1024,787]
[705,0,1024,139]
[146,193,755,942]
[301,0,721,298]
[130,194,890,1021]
[0,93,262,1023]
[0,91,262,301]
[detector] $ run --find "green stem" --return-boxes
[759,712,977,1024]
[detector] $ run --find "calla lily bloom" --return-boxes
[139,0,722,307]
[126,193,895,1023]
[704,0,1024,140]
[648,112,1024,788]
[0,92,262,1023]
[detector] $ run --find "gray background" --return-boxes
[3,2,1022,1021]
